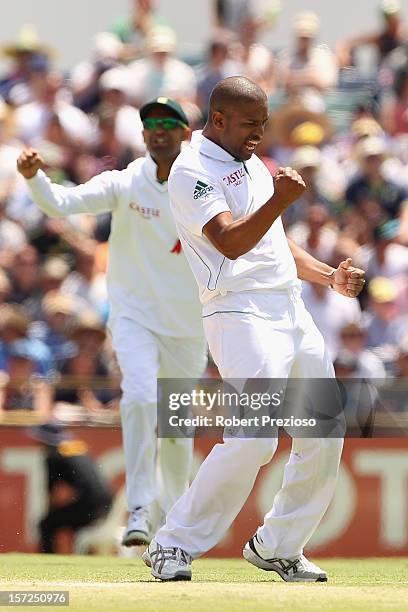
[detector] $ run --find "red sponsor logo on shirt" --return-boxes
[222,168,245,187]
[129,202,160,219]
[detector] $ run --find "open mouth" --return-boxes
[152,137,169,147]
[244,141,259,153]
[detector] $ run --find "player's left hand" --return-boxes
[332,257,365,298]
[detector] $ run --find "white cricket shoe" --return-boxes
[142,538,192,581]
[243,533,327,582]
[122,507,151,547]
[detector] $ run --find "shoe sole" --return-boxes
[152,571,192,581]
[243,546,327,583]
[142,551,192,581]
[122,531,151,547]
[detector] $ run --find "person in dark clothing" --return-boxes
[27,421,113,553]
[345,136,408,222]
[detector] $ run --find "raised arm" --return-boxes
[17,148,120,217]
[287,238,365,298]
[203,167,306,260]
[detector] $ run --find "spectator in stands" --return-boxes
[0,303,54,378]
[365,276,401,349]
[380,67,408,135]
[337,0,408,70]
[338,321,386,377]
[196,34,239,115]
[233,16,275,95]
[93,108,135,172]
[35,291,77,366]
[56,310,118,411]
[0,338,54,418]
[14,71,95,148]
[288,202,338,264]
[8,245,40,307]
[285,146,334,226]
[110,0,163,61]
[291,145,325,206]
[128,26,197,106]
[71,32,124,113]
[346,137,408,234]
[28,421,112,553]
[277,11,338,108]
[97,67,145,157]
[338,114,385,182]
[214,0,251,33]
[354,219,408,282]
[0,24,52,105]
[333,348,359,378]
[39,257,70,295]
[61,243,108,319]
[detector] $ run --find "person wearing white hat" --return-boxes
[17,96,207,548]
[277,11,338,105]
[0,24,53,105]
[127,26,197,106]
[97,66,145,156]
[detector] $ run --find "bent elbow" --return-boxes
[214,239,240,260]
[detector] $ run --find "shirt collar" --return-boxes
[144,152,168,192]
[192,130,239,163]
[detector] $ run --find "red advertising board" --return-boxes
[1,426,408,557]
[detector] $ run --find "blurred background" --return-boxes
[0,0,407,558]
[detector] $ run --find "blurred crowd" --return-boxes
[0,0,407,422]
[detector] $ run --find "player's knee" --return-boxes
[224,437,277,466]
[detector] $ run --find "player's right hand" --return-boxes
[16,148,45,179]
[272,167,306,212]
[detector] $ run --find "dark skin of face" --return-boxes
[203,99,269,162]
[142,106,189,181]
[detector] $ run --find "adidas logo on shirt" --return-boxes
[193,180,214,200]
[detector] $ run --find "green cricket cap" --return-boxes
[140,97,189,126]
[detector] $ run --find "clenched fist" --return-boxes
[17,148,45,179]
[332,257,366,299]
[272,166,306,213]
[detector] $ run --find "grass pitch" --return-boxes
[1,554,408,611]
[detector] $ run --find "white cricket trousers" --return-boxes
[156,286,344,558]
[109,316,207,513]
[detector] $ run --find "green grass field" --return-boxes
[1,554,408,611]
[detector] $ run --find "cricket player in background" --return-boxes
[17,98,207,547]
[143,77,366,582]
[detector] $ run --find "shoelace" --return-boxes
[151,545,192,570]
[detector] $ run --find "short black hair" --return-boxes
[209,76,267,116]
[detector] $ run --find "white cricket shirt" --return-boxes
[26,155,203,338]
[168,131,298,304]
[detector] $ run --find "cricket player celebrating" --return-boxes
[143,78,365,582]
[17,98,207,547]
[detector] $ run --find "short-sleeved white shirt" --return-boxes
[168,131,298,304]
